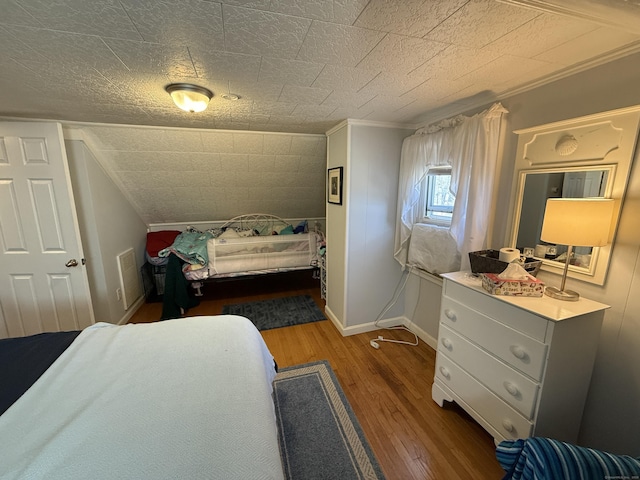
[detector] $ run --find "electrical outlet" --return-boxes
[116,288,122,300]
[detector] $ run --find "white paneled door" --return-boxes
[0,122,94,338]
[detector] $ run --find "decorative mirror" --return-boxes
[507,106,640,285]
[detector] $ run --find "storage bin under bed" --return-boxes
[141,262,167,302]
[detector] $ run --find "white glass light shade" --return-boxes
[165,83,213,113]
[541,198,614,247]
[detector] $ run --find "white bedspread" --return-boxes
[0,316,284,480]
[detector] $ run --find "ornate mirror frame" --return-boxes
[506,106,640,285]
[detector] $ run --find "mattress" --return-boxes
[0,316,284,480]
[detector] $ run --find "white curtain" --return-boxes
[394,102,508,271]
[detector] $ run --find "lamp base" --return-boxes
[544,286,580,301]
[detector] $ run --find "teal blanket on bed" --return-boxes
[158,230,213,266]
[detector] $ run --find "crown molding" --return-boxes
[497,0,640,34]
[413,40,640,129]
[0,115,326,138]
[325,118,417,136]
[497,40,640,100]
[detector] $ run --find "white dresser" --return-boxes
[432,271,608,444]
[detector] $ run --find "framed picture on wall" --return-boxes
[327,167,343,205]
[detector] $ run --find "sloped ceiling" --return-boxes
[71,125,327,225]
[2,0,640,133]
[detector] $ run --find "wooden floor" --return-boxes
[129,270,504,480]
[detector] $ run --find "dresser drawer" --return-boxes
[440,296,548,381]
[444,280,548,341]
[438,325,540,418]
[435,353,533,440]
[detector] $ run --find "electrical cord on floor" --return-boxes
[369,265,419,349]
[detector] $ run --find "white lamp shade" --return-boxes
[166,84,212,113]
[540,198,614,247]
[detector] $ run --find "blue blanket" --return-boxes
[0,330,80,416]
[497,437,640,480]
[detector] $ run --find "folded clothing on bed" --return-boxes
[146,230,181,257]
[145,230,181,266]
[158,229,213,265]
[497,437,640,480]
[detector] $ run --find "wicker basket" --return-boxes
[469,250,542,277]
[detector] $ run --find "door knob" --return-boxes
[65,259,78,267]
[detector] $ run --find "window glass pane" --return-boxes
[426,172,455,222]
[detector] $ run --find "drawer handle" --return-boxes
[441,337,453,350]
[439,366,451,379]
[509,345,528,360]
[503,381,520,398]
[502,418,515,433]
[444,309,457,321]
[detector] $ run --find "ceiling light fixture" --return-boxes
[165,83,213,113]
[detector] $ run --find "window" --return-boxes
[423,167,455,225]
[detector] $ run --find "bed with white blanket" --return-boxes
[0,316,284,480]
[149,214,323,282]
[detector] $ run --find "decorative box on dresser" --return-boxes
[432,271,609,444]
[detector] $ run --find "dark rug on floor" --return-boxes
[221,295,325,331]
[274,360,386,480]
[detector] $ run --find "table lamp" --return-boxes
[540,198,614,301]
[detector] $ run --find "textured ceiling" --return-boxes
[2,0,640,134]
[70,126,328,225]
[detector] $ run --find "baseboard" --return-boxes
[324,305,343,333]
[117,296,146,325]
[405,320,437,351]
[324,307,437,350]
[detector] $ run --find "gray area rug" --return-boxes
[221,295,325,331]
[274,360,386,480]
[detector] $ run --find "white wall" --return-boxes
[66,140,148,325]
[325,123,348,327]
[498,52,640,456]
[325,121,414,333]
[345,124,413,327]
[403,272,442,350]
[403,51,640,455]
